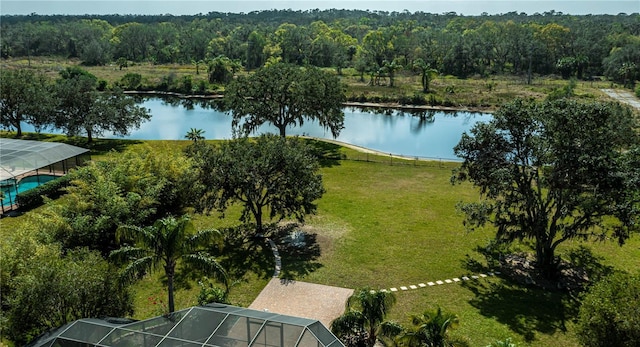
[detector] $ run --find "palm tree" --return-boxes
[413,58,438,93]
[185,128,205,143]
[400,307,468,347]
[110,215,227,313]
[331,288,396,347]
[382,59,402,87]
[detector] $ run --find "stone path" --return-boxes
[378,271,500,293]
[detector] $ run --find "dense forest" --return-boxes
[1,10,639,86]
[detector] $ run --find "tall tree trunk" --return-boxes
[536,239,558,280]
[278,125,286,138]
[255,207,263,235]
[166,264,175,313]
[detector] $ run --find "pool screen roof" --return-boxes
[0,138,89,181]
[26,304,345,347]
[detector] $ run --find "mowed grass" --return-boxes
[2,138,639,347]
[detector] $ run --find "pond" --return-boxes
[22,97,492,160]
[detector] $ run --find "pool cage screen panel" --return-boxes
[26,304,345,347]
[0,138,90,181]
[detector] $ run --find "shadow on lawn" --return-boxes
[459,244,616,342]
[304,138,343,167]
[218,225,275,282]
[156,223,324,293]
[271,223,323,280]
[461,279,576,342]
[214,223,323,283]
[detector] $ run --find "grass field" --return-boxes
[2,137,638,347]
[1,57,618,110]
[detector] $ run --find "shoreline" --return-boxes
[299,136,462,163]
[123,90,496,114]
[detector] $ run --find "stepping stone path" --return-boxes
[266,238,281,277]
[372,271,502,293]
[264,236,502,294]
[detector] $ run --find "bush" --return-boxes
[576,272,640,347]
[120,73,143,90]
[15,175,73,210]
[635,84,640,97]
[197,278,229,305]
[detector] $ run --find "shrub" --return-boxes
[181,75,193,94]
[120,73,142,90]
[197,278,229,305]
[635,84,640,97]
[15,175,73,210]
[576,272,640,347]
[487,338,517,347]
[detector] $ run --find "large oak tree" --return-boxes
[54,67,150,143]
[186,134,325,234]
[0,69,54,136]
[225,62,345,138]
[452,98,640,279]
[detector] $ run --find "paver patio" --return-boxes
[249,278,354,328]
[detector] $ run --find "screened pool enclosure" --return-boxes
[0,138,90,210]
[26,304,345,347]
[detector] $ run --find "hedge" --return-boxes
[15,175,73,210]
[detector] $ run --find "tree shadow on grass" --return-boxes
[204,223,323,287]
[271,223,323,280]
[458,243,615,343]
[303,138,344,167]
[461,278,576,342]
[217,225,275,282]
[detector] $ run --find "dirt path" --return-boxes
[601,89,640,110]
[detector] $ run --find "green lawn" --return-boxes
[1,138,638,347]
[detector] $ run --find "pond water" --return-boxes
[21,97,491,160]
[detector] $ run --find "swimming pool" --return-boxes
[1,174,59,208]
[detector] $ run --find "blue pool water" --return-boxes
[1,175,58,208]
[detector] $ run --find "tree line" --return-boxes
[0,66,150,141]
[1,10,639,86]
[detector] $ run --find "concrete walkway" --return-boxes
[601,89,640,110]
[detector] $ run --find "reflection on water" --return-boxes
[20,97,490,160]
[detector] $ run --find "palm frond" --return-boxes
[110,246,149,264]
[116,224,155,247]
[183,252,229,289]
[119,256,154,284]
[330,310,365,338]
[188,228,224,250]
